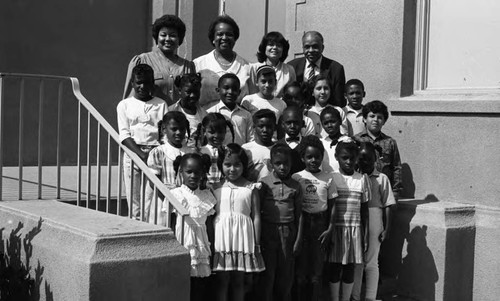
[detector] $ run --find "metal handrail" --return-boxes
[0,73,189,228]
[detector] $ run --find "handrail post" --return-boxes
[56,80,63,199]
[18,78,25,200]
[37,79,44,199]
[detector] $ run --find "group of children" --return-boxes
[117,62,401,301]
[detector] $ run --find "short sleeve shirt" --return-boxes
[260,173,303,223]
[292,169,338,213]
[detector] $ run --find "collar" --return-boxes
[307,56,323,68]
[345,105,363,114]
[368,169,380,177]
[324,134,343,147]
[269,172,292,185]
[217,100,241,113]
[310,103,332,115]
[359,129,387,141]
[285,133,301,142]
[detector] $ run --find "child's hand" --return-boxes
[318,228,332,251]
[293,239,302,256]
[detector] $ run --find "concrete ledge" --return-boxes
[0,200,190,301]
[381,200,475,301]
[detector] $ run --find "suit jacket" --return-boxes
[276,138,305,174]
[288,56,346,107]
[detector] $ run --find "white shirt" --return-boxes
[242,141,273,182]
[321,136,340,173]
[207,100,254,146]
[308,104,348,137]
[343,105,365,137]
[241,93,287,121]
[292,169,338,213]
[117,96,168,145]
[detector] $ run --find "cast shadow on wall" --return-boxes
[0,217,53,301]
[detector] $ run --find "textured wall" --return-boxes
[0,200,190,301]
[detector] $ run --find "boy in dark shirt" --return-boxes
[354,100,402,199]
[258,143,304,301]
[278,106,306,173]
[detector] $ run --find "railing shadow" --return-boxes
[0,217,52,301]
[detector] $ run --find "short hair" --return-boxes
[358,141,377,160]
[196,113,235,147]
[320,106,341,122]
[208,15,240,45]
[217,73,240,87]
[282,81,309,105]
[174,73,202,89]
[302,31,324,44]
[362,100,389,121]
[131,64,154,80]
[256,65,276,80]
[152,15,186,45]
[270,143,292,161]
[252,109,277,125]
[217,143,249,178]
[256,31,290,63]
[158,111,190,143]
[173,153,211,176]
[335,139,360,156]
[282,106,303,120]
[345,79,365,92]
[296,135,324,158]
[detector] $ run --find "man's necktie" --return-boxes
[307,63,316,82]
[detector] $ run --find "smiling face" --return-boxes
[222,153,244,182]
[213,22,236,53]
[271,153,291,179]
[254,117,275,146]
[179,158,203,190]
[162,119,186,147]
[364,112,386,136]
[302,146,323,173]
[265,41,284,64]
[335,148,357,175]
[131,74,154,101]
[321,112,341,138]
[216,77,240,107]
[313,79,331,107]
[302,33,324,64]
[205,125,226,147]
[156,27,180,55]
[345,84,365,110]
[179,82,201,111]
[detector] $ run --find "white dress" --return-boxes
[168,185,217,277]
[212,181,265,272]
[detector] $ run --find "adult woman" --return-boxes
[123,14,195,106]
[193,15,250,109]
[249,31,296,98]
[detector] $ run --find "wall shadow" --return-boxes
[0,217,53,300]
[397,225,439,300]
[401,163,416,199]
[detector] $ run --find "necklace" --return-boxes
[214,51,235,68]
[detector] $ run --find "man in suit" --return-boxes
[288,31,346,107]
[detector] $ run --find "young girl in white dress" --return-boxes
[147,111,190,223]
[320,139,370,301]
[196,113,234,189]
[212,143,265,301]
[166,153,216,301]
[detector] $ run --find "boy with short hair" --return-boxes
[343,79,366,136]
[281,81,316,137]
[278,106,306,173]
[242,109,276,182]
[117,63,168,220]
[354,100,402,199]
[207,73,254,145]
[241,65,287,120]
[258,143,304,301]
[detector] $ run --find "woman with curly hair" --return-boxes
[193,15,251,109]
[123,14,195,105]
[249,31,296,98]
